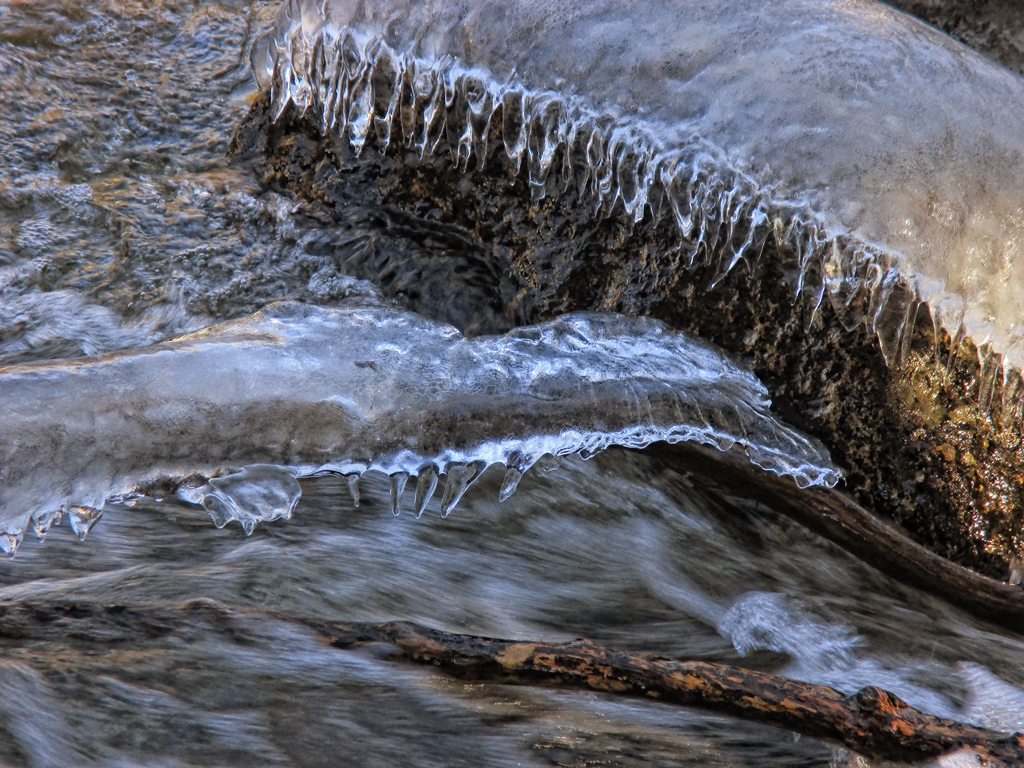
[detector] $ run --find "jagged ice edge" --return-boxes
[249,6,1024,426]
[0,305,839,554]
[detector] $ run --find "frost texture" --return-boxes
[254,0,1024,419]
[0,302,837,552]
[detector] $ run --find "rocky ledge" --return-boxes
[227,1,1024,580]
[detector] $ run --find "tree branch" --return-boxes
[649,442,1024,634]
[0,598,1018,765]
[304,617,1024,766]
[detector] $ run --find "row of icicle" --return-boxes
[255,17,1024,428]
[4,457,555,554]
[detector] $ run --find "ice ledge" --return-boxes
[252,0,1024,424]
[0,302,838,554]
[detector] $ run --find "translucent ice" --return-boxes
[256,0,1024,382]
[0,301,836,547]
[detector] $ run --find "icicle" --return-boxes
[345,473,361,507]
[414,465,439,518]
[310,32,327,125]
[373,56,402,153]
[977,344,1001,415]
[498,467,523,502]
[0,532,21,557]
[501,89,528,173]
[389,472,408,515]
[538,453,562,472]
[456,120,475,170]
[200,465,302,533]
[323,37,342,132]
[398,59,417,148]
[347,79,373,155]
[440,461,486,517]
[31,509,62,541]
[205,496,234,529]
[526,113,558,199]
[930,293,967,374]
[1000,364,1023,428]
[713,203,762,288]
[802,281,826,335]
[868,269,898,337]
[824,240,867,333]
[583,125,607,204]
[874,281,918,369]
[898,299,920,368]
[250,29,277,93]
[947,322,967,381]
[499,452,532,502]
[421,64,451,157]
[67,505,103,541]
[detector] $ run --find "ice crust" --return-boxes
[0,302,837,553]
[254,0,1024,417]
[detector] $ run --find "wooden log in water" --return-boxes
[0,597,1019,765]
[305,616,1024,766]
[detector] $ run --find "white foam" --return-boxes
[958,661,1024,734]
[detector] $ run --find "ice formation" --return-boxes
[252,0,1024,413]
[0,301,837,554]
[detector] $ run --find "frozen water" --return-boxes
[0,300,836,548]
[9,1,1024,764]
[257,0,1024,394]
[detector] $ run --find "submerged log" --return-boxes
[0,597,1019,765]
[651,442,1024,634]
[306,617,1024,766]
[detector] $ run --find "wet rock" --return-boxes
[228,0,1024,578]
[228,93,1021,578]
[889,0,1024,77]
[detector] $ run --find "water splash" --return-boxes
[0,301,837,549]
[255,0,1024,419]
[720,592,960,720]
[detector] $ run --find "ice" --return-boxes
[345,474,361,507]
[30,509,61,541]
[0,300,836,548]
[413,466,439,518]
[200,465,302,535]
[389,471,409,516]
[439,461,486,518]
[498,467,523,503]
[67,506,104,542]
[257,0,1024,407]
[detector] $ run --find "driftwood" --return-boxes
[307,618,1024,766]
[650,443,1024,634]
[0,598,1020,765]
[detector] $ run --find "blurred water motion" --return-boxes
[0,1,1023,766]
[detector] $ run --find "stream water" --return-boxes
[1,1,1023,766]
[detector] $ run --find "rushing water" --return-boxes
[1,1,1024,766]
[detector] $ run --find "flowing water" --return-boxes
[1,1,1024,766]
